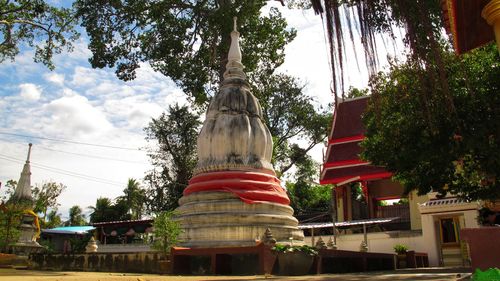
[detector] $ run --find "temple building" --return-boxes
[441,0,500,54]
[320,97,422,231]
[175,19,304,248]
[318,97,487,267]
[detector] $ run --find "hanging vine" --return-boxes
[311,0,458,130]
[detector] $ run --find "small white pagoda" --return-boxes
[10,143,43,255]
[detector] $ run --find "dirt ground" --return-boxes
[0,268,472,281]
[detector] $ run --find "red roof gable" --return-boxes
[321,96,391,185]
[330,97,368,140]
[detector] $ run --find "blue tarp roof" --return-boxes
[42,226,95,235]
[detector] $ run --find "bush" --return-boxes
[272,244,318,256]
[152,211,181,257]
[393,244,408,254]
[0,206,22,253]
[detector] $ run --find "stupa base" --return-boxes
[176,192,304,248]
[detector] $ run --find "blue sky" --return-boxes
[0,3,395,220]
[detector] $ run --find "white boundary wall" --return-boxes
[304,230,425,255]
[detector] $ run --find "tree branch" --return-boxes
[0,19,50,32]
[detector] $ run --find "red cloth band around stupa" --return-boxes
[183,171,290,205]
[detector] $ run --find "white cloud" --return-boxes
[44,72,65,86]
[44,94,113,137]
[19,83,42,101]
[70,66,104,87]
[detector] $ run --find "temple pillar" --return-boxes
[482,0,500,54]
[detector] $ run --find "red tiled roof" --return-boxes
[326,141,363,163]
[330,97,368,140]
[322,166,391,185]
[321,97,391,185]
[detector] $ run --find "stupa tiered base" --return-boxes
[176,170,304,248]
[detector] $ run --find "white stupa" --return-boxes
[175,18,304,248]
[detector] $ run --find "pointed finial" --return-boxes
[11,143,33,204]
[27,143,32,162]
[223,16,245,80]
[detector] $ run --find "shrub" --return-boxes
[152,211,181,257]
[272,244,318,256]
[393,244,408,254]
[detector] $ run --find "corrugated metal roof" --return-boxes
[298,217,398,229]
[42,226,95,234]
[91,219,153,226]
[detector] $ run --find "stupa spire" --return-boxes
[12,143,33,203]
[223,17,246,80]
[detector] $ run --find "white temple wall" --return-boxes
[420,213,440,266]
[409,191,428,230]
[304,230,425,254]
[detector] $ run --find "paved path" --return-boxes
[0,268,471,281]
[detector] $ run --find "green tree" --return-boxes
[286,153,331,215]
[88,197,113,223]
[0,205,22,253]
[44,209,62,229]
[110,199,132,221]
[144,104,201,213]
[66,205,86,226]
[0,0,79,69]
[345,86,369,99]
[116,178,146,220]
[362,44,500,201]
[252,74,332,177]
[74,0,296,104]
[152,211,181,256]
[0,180,16,203]
[32,181,66,221]
[88,197,131,223]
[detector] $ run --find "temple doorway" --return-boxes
[437,216,466,267]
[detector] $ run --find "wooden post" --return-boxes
[363,223,367,246]
[311,227,315,247]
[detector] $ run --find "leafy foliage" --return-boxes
[32,181,66,220]
[116,178,146,220]
[1,180,65,229]
[286,153,331,215]
[69,234,92,254]
[311,0,448,102]
[152,211,181,256]
[362,44,500,201]
[88,197,131,223]
[0,0,79,69]
[43,209,62,229]
[272,244,318,256]
[75,0,296,104]
[88,178,146,223]
[65,205,86,226]
[144,104,201,213]
[393,244,408,254]
[0,180,16,203]
[0,204,22,253]
[252,74,332,177]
